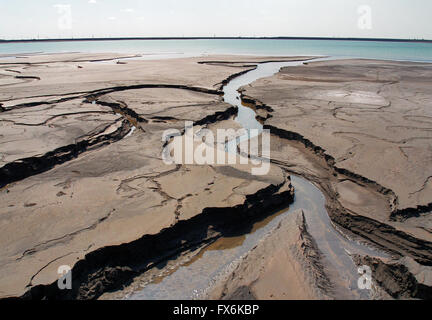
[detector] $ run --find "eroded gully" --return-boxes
[124,59,390,300]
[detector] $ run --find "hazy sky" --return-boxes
[0,0,430,39]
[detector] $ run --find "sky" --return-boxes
[0,0,431,40]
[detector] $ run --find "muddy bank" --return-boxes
[209,210,332,300]
[0,54,308,299]
[19,180,293,300]
[239,59,432,295]
[103,60,391,301]
[3,54,429,300]
[260,125,432,265]
[243,59,432,216]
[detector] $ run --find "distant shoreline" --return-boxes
[1,36,431,44]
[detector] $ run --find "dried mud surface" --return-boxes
[241,59,432,298]
[2,54,431,300]
[0,53,305,299]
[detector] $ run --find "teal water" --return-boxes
[0,39,432,62]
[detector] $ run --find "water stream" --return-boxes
[127,59,389,300]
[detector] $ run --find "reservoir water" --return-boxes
[1,39,432,62]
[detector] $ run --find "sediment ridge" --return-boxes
[0,119,131,189]
[239,93,432,266]
[16,180,294,300]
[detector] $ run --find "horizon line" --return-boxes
[0,36,431,44]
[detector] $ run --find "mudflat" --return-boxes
[209,210,332,300]
[0,53,303,299]
[1,53,431,300]
[241,58,432,298]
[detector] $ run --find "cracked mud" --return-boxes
[1,53,431,300]
[240,58,432,298]
[0,53,301,299]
